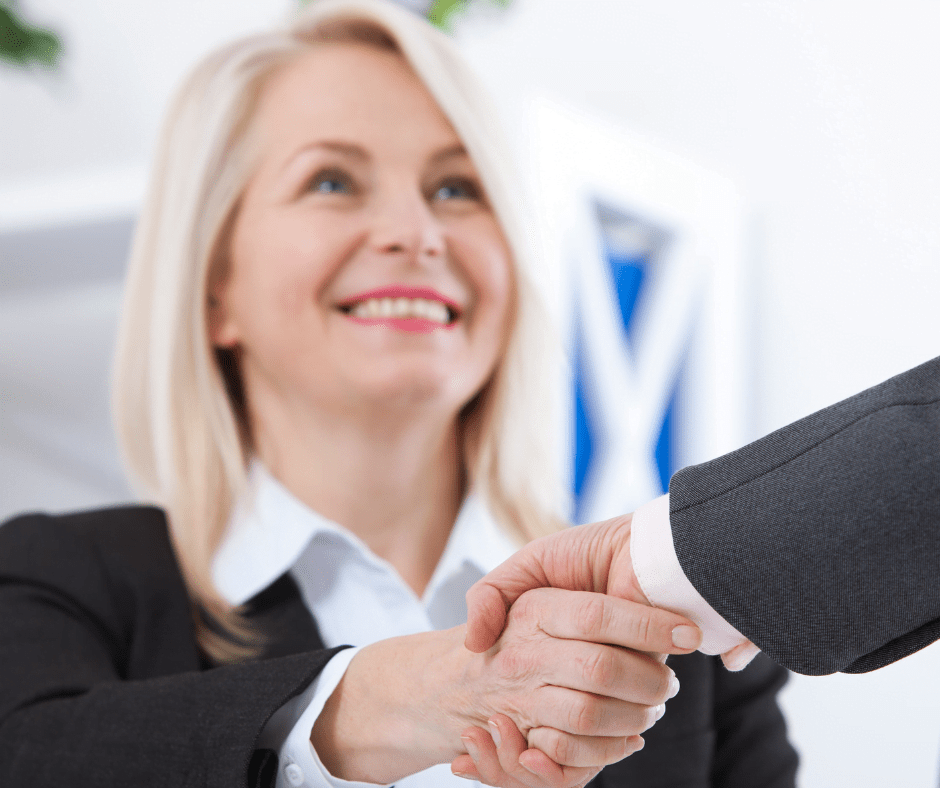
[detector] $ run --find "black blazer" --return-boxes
[670,353,940,676]
[0,508,797,787]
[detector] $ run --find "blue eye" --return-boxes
[307,169,354,195]
[432,178,481,202]
[315,179,346,193]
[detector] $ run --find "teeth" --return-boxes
[347,297,453,325]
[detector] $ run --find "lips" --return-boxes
[336,286,461,329]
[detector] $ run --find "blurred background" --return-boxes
[2,1,939,785]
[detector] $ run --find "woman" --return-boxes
[0,1,797,786]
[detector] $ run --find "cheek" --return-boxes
[453,219,514,319]
[477,239,515,337]
[229,214,328,323]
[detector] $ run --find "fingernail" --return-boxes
[654,703,666,720]
[487,719,502,748]
[452,770,475,780]
[520,758,544,777]
[672,625,702,650]
[461,736,480,762]
[667,673,680,699]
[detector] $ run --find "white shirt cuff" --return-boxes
[631,494,760,670]
[257,647,394,788]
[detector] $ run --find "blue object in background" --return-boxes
[572,326,596,506]
[607,248,646,346]
[571,206,683,522]
[654,377,679,495]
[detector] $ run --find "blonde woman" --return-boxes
[0,2,796,787]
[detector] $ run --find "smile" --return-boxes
[337,287,460,331]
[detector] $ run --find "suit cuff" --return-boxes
[631,494,759,669]
[259,647,393,788]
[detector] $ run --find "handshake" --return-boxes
[316,507,761,788]
[447,510,755,787]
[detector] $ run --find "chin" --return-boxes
[358,368,483,414]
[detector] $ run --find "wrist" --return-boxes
[311,629,472,782]
[600,514,649,605]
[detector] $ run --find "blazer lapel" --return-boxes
[243,573,326,659]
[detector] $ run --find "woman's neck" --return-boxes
[254,402,464,598]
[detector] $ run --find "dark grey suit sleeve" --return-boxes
[0,509,341,788]
[669,354,940,676]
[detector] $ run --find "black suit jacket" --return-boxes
[0,508,796,787]
[670,353,940,676]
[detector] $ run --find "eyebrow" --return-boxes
[428,144,470,165]
[281,141,370,174]
[281,140,470,176]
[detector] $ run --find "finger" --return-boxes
[462,726,537,788]
[500,596,679,706]
[530,685,665,738]
[465,518,633,653]
[488,714,530,778]
[721,640,761,671]
[525,588,701,656]
[481,716,601,788]
[507,634,677,706]
[451,751,480,782]
[527,726,647,768]
[518,746,607,788]
[465,540,558,653]
[519,736,646,783]
[459,726,504,786]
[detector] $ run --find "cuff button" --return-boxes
[284,763,305,787]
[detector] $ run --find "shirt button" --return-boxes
[284,763,305,786]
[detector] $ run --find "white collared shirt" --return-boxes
[213,463,521,788]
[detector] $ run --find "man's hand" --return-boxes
[464,514,702,654]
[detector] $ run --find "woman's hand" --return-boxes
[311,587,697,786]
[451,714,643,788]
[452,713,642,787]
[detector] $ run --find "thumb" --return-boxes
[463,582,511,652]
[464,539,554,652]
[463,519,627,652]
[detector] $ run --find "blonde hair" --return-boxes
[113,0,565,661]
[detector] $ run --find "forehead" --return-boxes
[251,42,462,157]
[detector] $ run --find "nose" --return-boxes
[369,183,445,261]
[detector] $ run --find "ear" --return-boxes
[206,278,241,348]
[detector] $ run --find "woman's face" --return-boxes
[212,42,513,424]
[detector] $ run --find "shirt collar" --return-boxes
[212,461,521,606]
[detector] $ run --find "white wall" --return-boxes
[2,1,939,785]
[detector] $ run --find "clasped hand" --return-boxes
[451,513,707,787]
[311,516,703,787]
[450,587,690,788]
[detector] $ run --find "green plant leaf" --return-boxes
[427,0,467,31]
[0,4,61,68]
[427,0,513,31]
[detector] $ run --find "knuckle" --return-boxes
[631,608,654,646]
[582,648,615,688]
[497,647,534,682]
[640,704,660,733]
[568,696,601,734]
[509,590,539,626]
[542,728,571,764]
[617,704,649,737]
[613,736,632,761]
[574,596,607,638]
[649,665,672,703]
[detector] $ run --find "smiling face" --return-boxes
[211,42,514,430]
